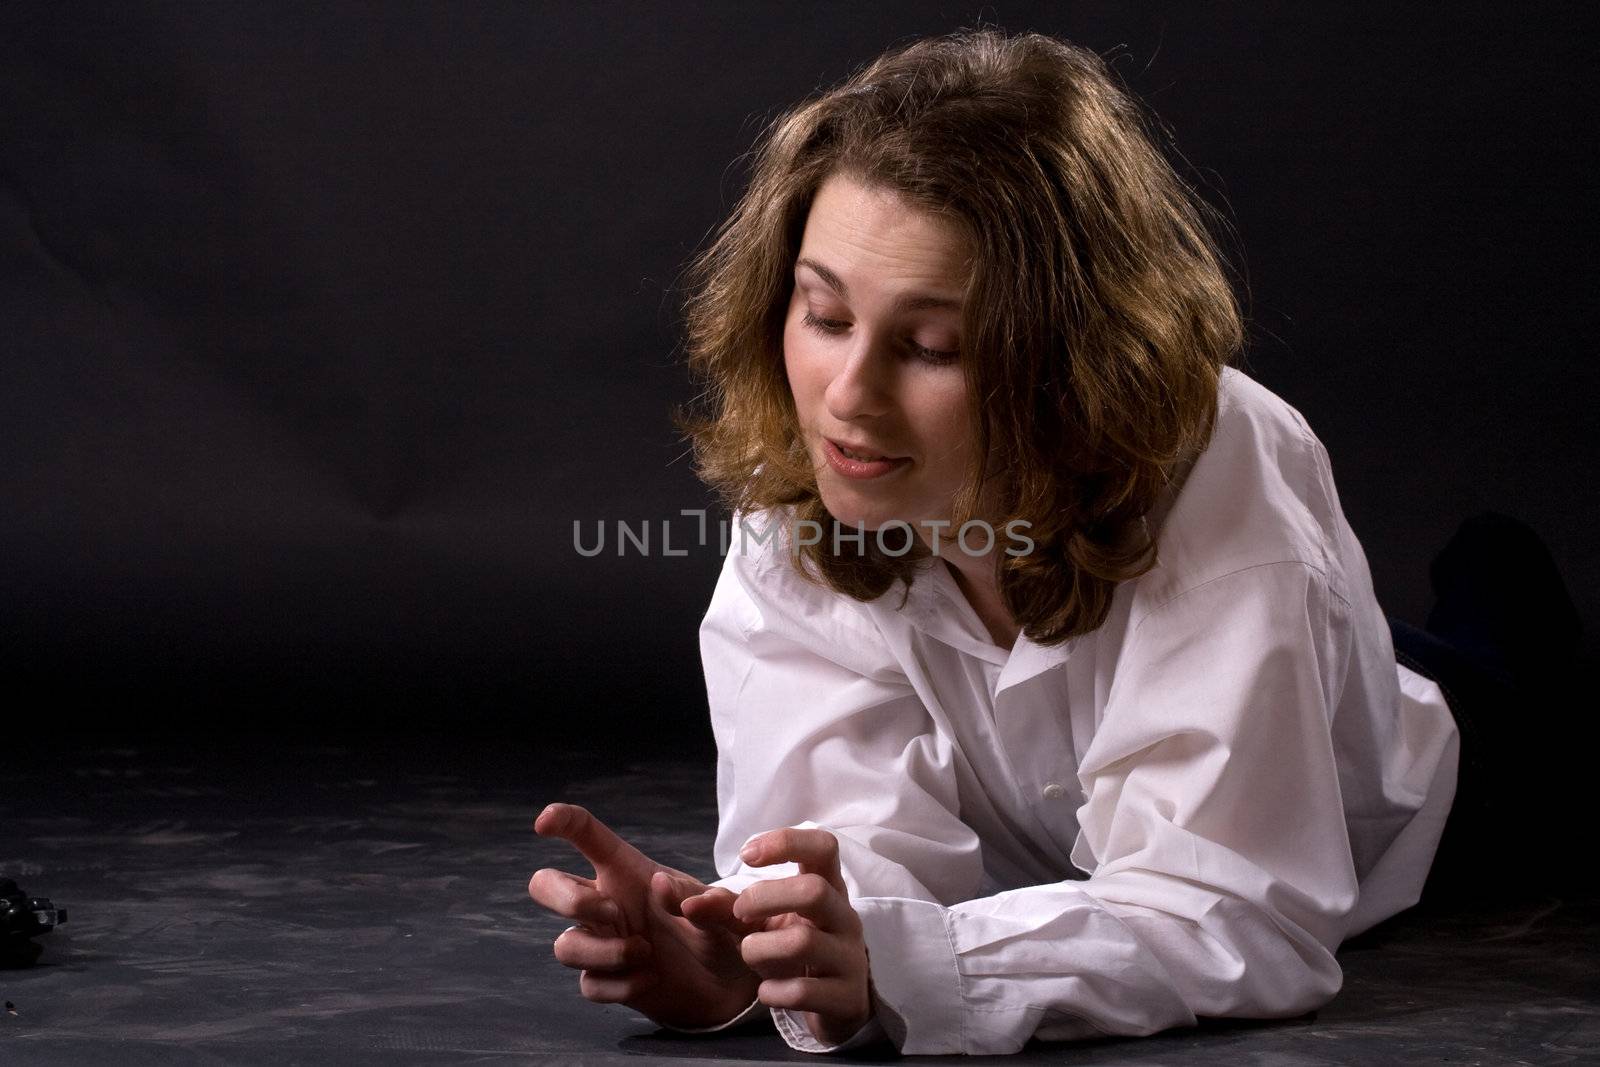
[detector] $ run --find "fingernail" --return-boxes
[740,841,760,863]
[603,901,621,924]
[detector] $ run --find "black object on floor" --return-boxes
[1,735,1597,1064]
[1425,510,1584,689]
[1388,509,1591,911]
[0,878,67,968]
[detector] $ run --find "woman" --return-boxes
[530,28,1476,1055]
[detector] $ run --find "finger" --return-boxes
[740,827,846,894]
[650,872,763,947]
[739,922,837,979]
[734,872,857,932]
[579,967,662,1004]
[755,974,859,1017]
[553,925,653,972]
[528,867,623,928]
[679,885,765,938]
[649,870,733,929]
[648,869,696,919]
[534,803,650,879]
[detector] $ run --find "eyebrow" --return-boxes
[795,257,964,314]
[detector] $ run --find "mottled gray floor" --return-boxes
[1,736,1596,1065]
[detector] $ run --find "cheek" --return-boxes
[917,382,973,452]
[782,324,823,404]
[906,392,975,488]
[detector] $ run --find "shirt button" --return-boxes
[1041,782,1065,800]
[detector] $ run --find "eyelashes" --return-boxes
[799,310,959,367]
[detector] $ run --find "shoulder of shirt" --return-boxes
[1127,365,1349,620]
[708,504,905,681]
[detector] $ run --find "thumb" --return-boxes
[649,870,696,918]
[680,885,764,938]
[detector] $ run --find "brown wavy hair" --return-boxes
[673,27,1245,645]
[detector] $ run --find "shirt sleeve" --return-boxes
[846,560,1362,1054]
[694,519,988,1052]
[772,1003,893,1053]
[653,993,891,1051]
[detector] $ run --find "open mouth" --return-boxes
[828,439,901,461]
[823,437,910,479]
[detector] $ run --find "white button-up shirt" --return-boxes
[665,366,1459,1055]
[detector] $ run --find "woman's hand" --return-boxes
[732,827,875,1047]
[529,802,764,1030]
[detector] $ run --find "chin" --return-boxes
[818,483,911,534]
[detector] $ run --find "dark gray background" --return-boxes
[3,2,1594,739]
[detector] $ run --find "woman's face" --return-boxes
[784,173,978,541]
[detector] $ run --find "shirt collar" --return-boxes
[867,398,1200,696]
[889,555,1080,695]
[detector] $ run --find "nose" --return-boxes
[823,339,896,424]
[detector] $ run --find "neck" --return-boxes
[940,549,1019,651]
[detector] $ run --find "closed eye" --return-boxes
[799,310,959,367]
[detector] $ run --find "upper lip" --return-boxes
[828,437,905,460]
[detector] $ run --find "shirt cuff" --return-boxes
[653,994,768,1034]
[852,896,964,1054]
[772,1006,890,1053]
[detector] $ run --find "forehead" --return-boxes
[797,174,971,290]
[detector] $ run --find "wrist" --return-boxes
[649,968,762,1031]
[810,1011,873,1047]
[699,970,765,1029]
[715,970,763,1021]
[658,992,764,1033]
